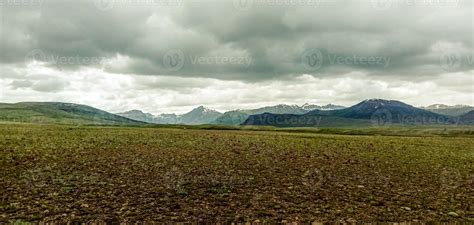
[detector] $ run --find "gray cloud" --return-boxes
[1,0,472,81]
[31,79,69,92]
[9,79,33,89]
[0,0,472,111]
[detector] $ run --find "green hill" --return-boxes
[0,102,146,125]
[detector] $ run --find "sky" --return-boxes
[0,0,473,114]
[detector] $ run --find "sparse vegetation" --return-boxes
[0,103,145,125]
[1,124,473,223]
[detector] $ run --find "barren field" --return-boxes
[1,124,473,223]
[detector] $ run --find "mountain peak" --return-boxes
[179,106,222,125]
[424,104,471,109]
[302,103,346,111]
[193,105,219,113]
[126,109,145,114]
[359,99,408,107]
[120,109,155,117]
[347,99,416,113]
[427,104,449,109]
[363,99,393,103]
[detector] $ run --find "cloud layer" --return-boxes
[0,0,473,112]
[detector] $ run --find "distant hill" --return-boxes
[0,102,146,125]
[154,113,180,124]
[212,104,345,125]
[117,110,158,124]
[179,106,222,125]
[117,106,222,125]
[243,99,459,127]
[460,110,474,125]
[422,104,474,116]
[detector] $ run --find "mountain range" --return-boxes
[211,104,345,125]
[117,106,222,125]
[421,104,474,117]
[0,100,473,127]
[117,104,345,125]
[243,99,473,127]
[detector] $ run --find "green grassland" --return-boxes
[145,124,474,137]
[0,103,145,125]
[1,124,473,222]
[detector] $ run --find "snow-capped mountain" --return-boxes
[302,103,346,111]
[179,106,222,125]
[212,103,345,125]
[117,106,222,125]
[244,99,458,127]
[422,104,474,116]
[118,104,345,125]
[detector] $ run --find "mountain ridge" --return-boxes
[2,100,473,127]
[117,106,222,125]
[212,103,346,125]
[421,104,474,116]
[117,103,345,125]
[243,99,469,127]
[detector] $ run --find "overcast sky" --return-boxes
[0,0,472,114]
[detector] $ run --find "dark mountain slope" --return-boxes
[460,110,474,125]
[212,104,345,125]
[324,99,453,124]
[243,99,457,127]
